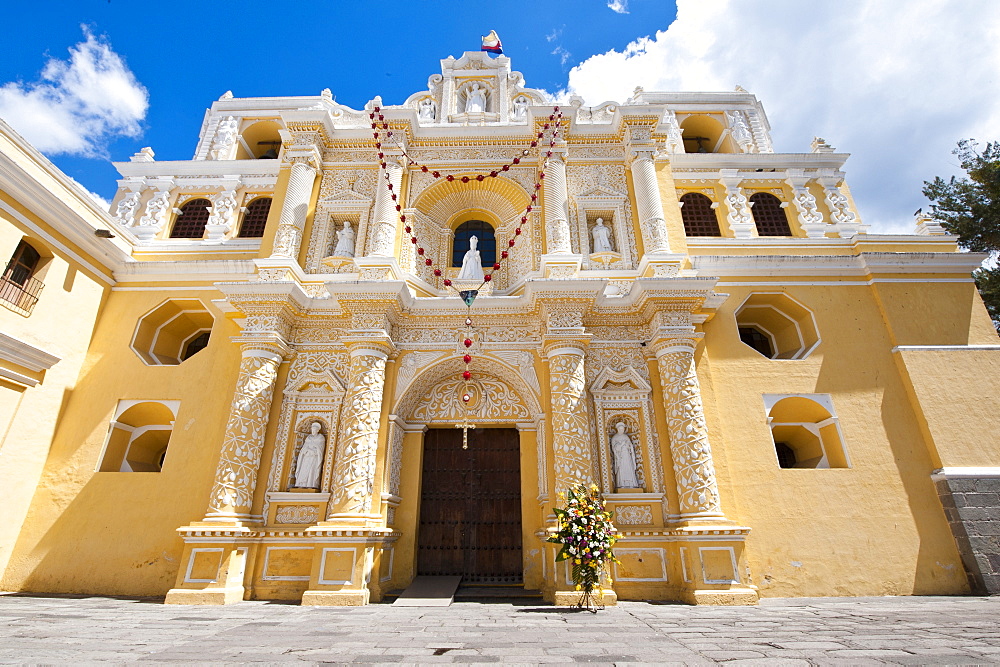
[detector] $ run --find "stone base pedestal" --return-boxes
[164,586,245,605]
[684,587,759,606]
[301,589,370,606]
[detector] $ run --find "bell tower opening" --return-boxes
[417,427,522,584]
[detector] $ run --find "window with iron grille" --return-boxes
[237,197,271,238]
[750,192,792,236]
[680,192,722,236]
[169,199,211,239]
[452,220,496,268]
[1,240,44,315]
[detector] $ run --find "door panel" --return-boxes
[418,427,522,583]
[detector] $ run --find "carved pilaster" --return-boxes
[367,153,405,257]
[544,322,594,492]
[626,127,671,253]
[785,170,826,239]
[205,337,291,522]
[651,335,724,520]
[328,337,395,524]
[206,187,240,241]
[818,172,864,237]
[543,148,572,254]
[270,155,319,259]
[719,170,754,239]
[134,180,173,242]
[113,185,143,228]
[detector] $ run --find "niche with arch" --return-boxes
[679,114,736,154]
[763,394,849,469]
[97,399,178,472]
[452,219,496,269]
[131,298,215,366]
[735,293,820,360]
[1,237,51,316]
[235,120,283,160]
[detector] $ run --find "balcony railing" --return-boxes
[0,274,44,315]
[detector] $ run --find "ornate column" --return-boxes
[205,336,290,522]
[785,170,826,238]
[543,310,594,492]
[543,146,572,254]
[626,126,671,253]
[650,330,724,521]
[327,315,396,526]
[271,152,319,259]
[719,169,755,239]
[366,152,405,257]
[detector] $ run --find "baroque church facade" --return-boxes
[1,52,999,605]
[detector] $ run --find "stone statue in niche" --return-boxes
[419,97,436,121]
[591,218,614,253]
[610,422,640,490]
[331,220,355,257]
[466,83,487,113]
[457,234,485,281]
[292,422,326,490]
[512,95,529,120]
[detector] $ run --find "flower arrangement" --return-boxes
[547,483,619,611]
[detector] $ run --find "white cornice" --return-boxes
[115,259,257,284]
[0,331,60,373]
[691,251,984,277]
[0,121,131,280]
[931,467,1000,480]
[671,153,849,172]
[114,160,281,179]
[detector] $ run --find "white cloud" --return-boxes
[608,0,629,14]
[0,26,147,158]
[563,1,1000,233]
[552,46,572,66]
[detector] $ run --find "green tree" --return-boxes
[923,139,1000,330]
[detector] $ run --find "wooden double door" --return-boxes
[417,427,523,584]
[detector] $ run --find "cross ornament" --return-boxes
[456,418,476,450]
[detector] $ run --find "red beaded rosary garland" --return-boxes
[369,105,563,442]
[368,105,563,288]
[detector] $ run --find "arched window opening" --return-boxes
[237,120,283,160]
[680,193,722,236]
[750,192,792,236]
[452,220,496,268]
[170,199,211,239]
[764,394,850,469]
[181,331,210,361]
[679,115,733,153]
[98,400,178,473]
[1,240,44,315]
[238,197,271,238]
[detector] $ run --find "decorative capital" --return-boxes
[283,145,322,171]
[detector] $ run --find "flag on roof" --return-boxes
[481,30,503,56]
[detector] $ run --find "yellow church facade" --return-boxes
[1,52,998,606]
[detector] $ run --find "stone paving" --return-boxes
[1,592,999,665]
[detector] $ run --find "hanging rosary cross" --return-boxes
[456,419,476,450]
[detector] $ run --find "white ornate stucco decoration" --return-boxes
[662,110,685,154]
[545,342,594,492]
[206,188,239,241]
[719,170,754,239]
[209,116,239,160]
[207,345,285,520]
[653,338,724,519]
[134,184,172,241]
[726,110,755,153]
[785,171,826,239]
[113,189,142,228]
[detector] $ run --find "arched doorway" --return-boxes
[391,356,542,587]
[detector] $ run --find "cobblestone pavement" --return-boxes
[1,593,999,665]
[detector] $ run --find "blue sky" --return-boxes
[3,1,1000,235]
[0,0,675,202]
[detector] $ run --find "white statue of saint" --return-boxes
[332,220,355,257]
[419,97,436,121]
[466,83,487,113]
[591,217,614,253]
[610,422,640,489]
[513,95,528,120]
[293,422,326,490]
[457,234,485,281]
